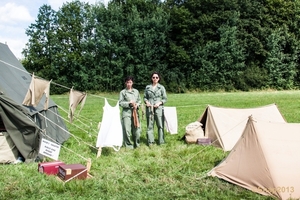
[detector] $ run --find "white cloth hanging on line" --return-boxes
[96,98,123,151]
[164,106,178,134]
[22,73,52,110]
[68,88,87,123]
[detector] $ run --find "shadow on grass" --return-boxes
[89,146,116,156]
[213,158,224,167]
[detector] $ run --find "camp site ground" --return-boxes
[1,42,300,199]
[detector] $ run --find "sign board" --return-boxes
[39,138,61,160]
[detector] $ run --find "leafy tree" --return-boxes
[79,3,103,91]
[55,0,92,91]
[93,0,169,91]
[21,0,300,92]
[123,6,170,89]
[165,0,241,90]
[238,0,300,86]
[236,65,268,91]
[92,3,126,91]
[22,5,58,80]
[164,5,191,90]
[264,27,297,89]
[191,12,245,91]
[237,0,267,68]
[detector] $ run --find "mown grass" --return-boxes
[1,90,300,200]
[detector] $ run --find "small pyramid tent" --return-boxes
[198,104,286,151]
[208,117,300,199]
[0,42,69,163]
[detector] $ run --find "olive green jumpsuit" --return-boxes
[119,88,141,148]
[144,83,167,145]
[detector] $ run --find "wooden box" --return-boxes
[38,161,65,175]
[197,137,211,145]
[57,164,87,182]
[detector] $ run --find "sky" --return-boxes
[0,0,105,59]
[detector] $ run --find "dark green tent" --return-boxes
[0,94,40,162]
[0,42,69,163]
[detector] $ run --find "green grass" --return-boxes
[2,90,300,200]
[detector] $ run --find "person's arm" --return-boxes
[154,85,167,108]
[144,86,151,107]
[160,85,167,105]
[119,90,131,108]
[136,89,141,108]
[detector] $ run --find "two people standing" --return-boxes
[119,72,167,149]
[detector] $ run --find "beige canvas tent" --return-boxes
[198,104,286,151]
[208,116,300,199]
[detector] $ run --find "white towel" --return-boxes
[164,107,178,134]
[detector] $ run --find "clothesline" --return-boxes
[0,58,118,102]
[3,58,178,148]
[1,59,110,163]
[48,107,99,138]
[2,57,119,133]
[37,112,98,159]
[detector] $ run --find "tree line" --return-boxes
[22,0,300,93]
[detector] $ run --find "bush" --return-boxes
[236,65,268,91]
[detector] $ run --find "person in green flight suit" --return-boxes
[144,71,167,146]
[119,76,141,149]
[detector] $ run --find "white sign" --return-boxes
[39,138,61,160]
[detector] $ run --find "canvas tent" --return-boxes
[208,116,300,199]
[198,104,286,151]
[0,42,69,163]
[0,95,41,163]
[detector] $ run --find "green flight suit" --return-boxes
[144,83,167,145]
[119,88,141,148]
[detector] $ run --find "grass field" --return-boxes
[1,90,300,200]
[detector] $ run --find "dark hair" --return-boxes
[151,71,161,83]
[125,76,134,82]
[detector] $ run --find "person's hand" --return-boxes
[133,104,138,109]
[129,100,135,107]
[153,102,161,108]
[131,101,138,109]
[146,101,151,107]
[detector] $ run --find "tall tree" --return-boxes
[123,5,170,89]
[93,3,126,91]
[22,0,300,92]
[192,12,245,91]
[165,0,240,90]
[22,5,57,80]
[55,0,92,91]
[264,27,297,89]
[93,0,170,91]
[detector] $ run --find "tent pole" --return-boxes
[96,148,102,158]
